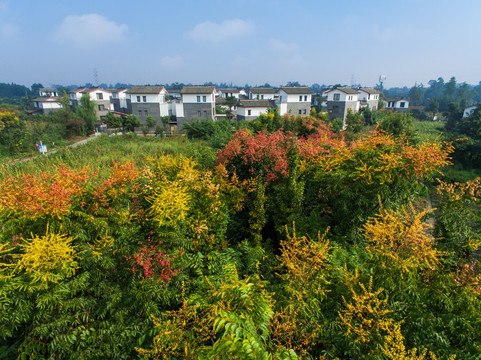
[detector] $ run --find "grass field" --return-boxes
[1,134,217,179]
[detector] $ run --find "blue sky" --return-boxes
[1,0,481,88]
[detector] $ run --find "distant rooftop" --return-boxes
[128,86,166,94]
[326,87,359,95]
[280,86,313,94]
[249,87,277,94]
[359,87,381,94]
[181,85,216,94]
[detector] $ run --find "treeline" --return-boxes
[404,77,481,111]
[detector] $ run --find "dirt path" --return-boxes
[3,134,99,165]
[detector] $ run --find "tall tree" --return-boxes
[30,83,43,96]
[75,93,97,133]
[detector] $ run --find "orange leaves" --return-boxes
[363,204,442,273]
[0,165,90,219]
[93,161,139,208]
[403,141,453,178]
[217,129,291,183]
[437,177,481,202]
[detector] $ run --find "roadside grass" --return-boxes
[1,134,216,180]
[412,120,446,143]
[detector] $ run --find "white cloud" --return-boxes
[186,19,254,42]
[159,55,185,69]
[0,23,17,39]
[54,14,129,49]
[269,38,299,53]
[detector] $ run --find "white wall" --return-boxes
[88,89,112,101]
[358,90,379,101]
[278,90,312,103]
[182,93,215,103]
[174,102,184,117]
[131,93,164,103]
[238,106,269,117]
[40,100,62,109]
[326,90,358,102]
[249,92,276,100]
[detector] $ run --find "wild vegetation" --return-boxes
[1,111,481,359]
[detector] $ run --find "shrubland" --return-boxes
[0,115,480,359]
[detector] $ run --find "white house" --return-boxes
[463,104,479,118]
[358,88,380,110]
[249,87,277,100]
[69,88,113,120]
[127,86,183,126]
[32,97,62,114]
[236,100,275,120]
[386,97,410,113]
[39,88,59,97]
[276,87,313,116]
[180,85,216,125]
[217,88,247,99]
[111,88,131,114]
[324,87,360,124]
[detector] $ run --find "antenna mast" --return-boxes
[93,68,99,87]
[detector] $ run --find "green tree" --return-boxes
[30,83,43,96]
[146,115,156,129]
[75,93,97,133]
[123,115,140,132]
[378,111,413,138]
[409,84,424,106]
[104,112,123,129]
[345,110,364,134]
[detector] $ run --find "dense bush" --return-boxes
[0,119,479,359]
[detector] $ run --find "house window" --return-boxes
[373,106,377,110]
[197,111,201,118]
[248,109,251,116]
[144,110,148,116]
[299,110,302,114]
[197,96,201,102]
[400,102,405,108]
[348,96,353,101]
[202,95,206,102]
[138,110,142,117]
[333,94,340,101]
[98,104,105,111]
[299,95,303,101]
[204,111,207,118]
[303,109,307,114]
[333,105,339,113]
[304,96,308,101]
[143,96,147,102]
[96,93,103,100]
[137,96,141,102]
[261,95,264,99]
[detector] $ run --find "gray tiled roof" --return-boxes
[180,86,216,94]
[279,86,313,94]
[326,87,359,95]
[249,87,277,94]
[238,100,275,108]
[218,88,241,93]
[40,88,58,92]
[359,87,380,94]
[128,86,166,94]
